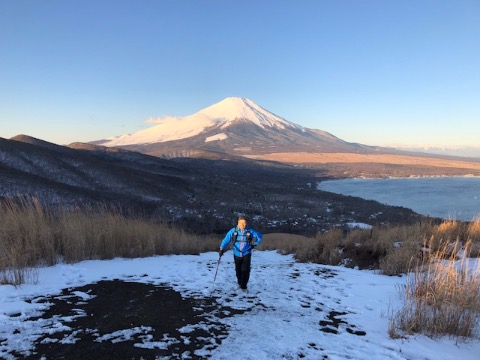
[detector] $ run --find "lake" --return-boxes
[318,177,480,221]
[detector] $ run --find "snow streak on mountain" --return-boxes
[100,97,302,147]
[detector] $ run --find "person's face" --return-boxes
[237,219,247,230]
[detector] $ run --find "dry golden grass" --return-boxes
[260,233,313,254]
[467,217,480,245]
[244,152,480,171]
[263,220,480,275]
[390,240,480,338]
[0,198,218,285]
[2,196,479,288]
[262,230,346,265]
[379,241,419,276]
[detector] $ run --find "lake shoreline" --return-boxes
[318,177,480,222]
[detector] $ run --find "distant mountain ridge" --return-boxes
[93,97,374,158]
[395,145,480,159]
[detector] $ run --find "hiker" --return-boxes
[219,215,263,291]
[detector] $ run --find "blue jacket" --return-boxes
[220,226,263,257]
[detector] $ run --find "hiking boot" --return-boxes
[240,287,248,293]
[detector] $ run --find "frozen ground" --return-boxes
[1,251,478,359]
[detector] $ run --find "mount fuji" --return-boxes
[93,97,371,159]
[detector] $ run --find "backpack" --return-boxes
[232,228,253,243]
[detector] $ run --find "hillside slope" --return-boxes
[0,135,424,234]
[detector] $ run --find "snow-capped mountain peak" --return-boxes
[98,97,301,147]
[197,97,301,130]
[93,97,355,159]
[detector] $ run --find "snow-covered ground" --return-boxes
[1,251,478,359]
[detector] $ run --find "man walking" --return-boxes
[219,215,262,292]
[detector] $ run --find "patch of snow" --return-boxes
[95,326,153,343]
[346,222,373,229]
[205,133,228,142]
[71,291,93,301]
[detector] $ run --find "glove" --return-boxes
[218,249,224,257]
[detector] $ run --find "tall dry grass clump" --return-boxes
[0,198,218,285]
[377,223,431,275]
[0,198,54,285]
[289,222,434,271]
[309,228,345,265]
[467,217,480,256]
[54,205,207,262]
[0,198,56,267]
[377,219,480,275]
[280,228,344,265]
[265,218,480,275]
[260,233,313,255]
[390,239,480,339]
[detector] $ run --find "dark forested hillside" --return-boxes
[0,135,425,235]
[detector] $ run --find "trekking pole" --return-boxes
[211,254,222,292]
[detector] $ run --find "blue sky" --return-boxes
[1,0,479,147]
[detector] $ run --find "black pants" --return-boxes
[234,254,251,289]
